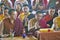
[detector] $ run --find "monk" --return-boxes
[2,9,24,36]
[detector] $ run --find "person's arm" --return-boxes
[28,20,35,31]
[28,21,32,31]
[51,18,58,30]
[34,22,40,30]
[0,21,4,35]
[0,22,2,35]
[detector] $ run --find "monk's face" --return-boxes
[23,6,29,13]
[4,9,9,14]
[49,9,55,16]
[11,11,17,20]
[16,4,21,11]
[37,13,43,21]
[32,6,36,10]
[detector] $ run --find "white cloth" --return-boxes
[8,0,13,8]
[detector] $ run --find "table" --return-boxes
[39,31,60,40]
[0,36,37,40]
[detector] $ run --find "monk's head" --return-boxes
[22,4,29,13]
[16,3,22,12]
[49,7,55,16]
[9,9,17,20]
[37,4,44,10]
[4,6,9,14]
[36,11,43,21]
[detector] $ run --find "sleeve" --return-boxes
[51,18,57,30]
[28,20,31,31]
[0,21,4,35]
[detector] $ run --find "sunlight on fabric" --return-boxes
[47,0,50,3]
[0,0,1,2]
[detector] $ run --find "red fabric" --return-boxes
[39,19,48,28]
[43,14,52,22]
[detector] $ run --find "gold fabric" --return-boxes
[54,16,60,28]
[19,12,30,22]
[29,18,37,27]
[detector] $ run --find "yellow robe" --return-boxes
[54,16,60,28]
[0,14,5,22]
[29,18,37,28]
[19,12,30,22]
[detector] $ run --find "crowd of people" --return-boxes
[0,0,60,38]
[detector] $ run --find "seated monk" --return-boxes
[2,9,24,37]
[52,9,60,30]
[28,11,48,37]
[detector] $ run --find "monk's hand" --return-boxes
[47,24,50,27]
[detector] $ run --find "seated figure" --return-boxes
[52,10,60,30]
[1,9,24,37]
